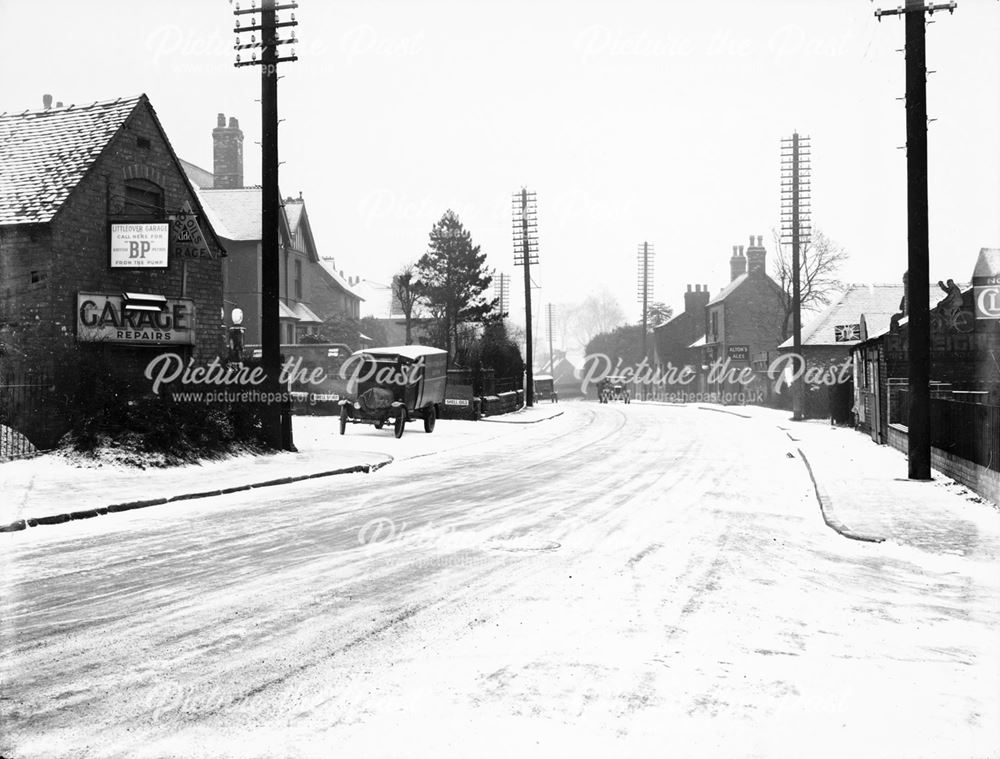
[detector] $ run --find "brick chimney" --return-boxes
[213,113,244,189]
[730,245,747,280]
[684,283,710,315]
[746,234,766,275]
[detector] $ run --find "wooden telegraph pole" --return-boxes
[234,0,298,450]
[513,188,539,406]
[781,133,811,422]
[875,0,956,479]
[637,242,655,400]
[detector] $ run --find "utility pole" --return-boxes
[781,132,811,421]
[875,0,956,479]
[234,0,298,450]
[513,188,539,406]
[636,241,655,400]
[496,272,510,317]
[546,303,555,375]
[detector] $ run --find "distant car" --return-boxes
[534,374,558,403]
[607,376,630,404]
[338,346,447,438]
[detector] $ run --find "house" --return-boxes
[182,113,362,346]
[694,236,787,401]
[0,94,226,448]
[653,283,709,375]
[776,284,908,420]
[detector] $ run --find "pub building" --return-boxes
[0,94,226,447]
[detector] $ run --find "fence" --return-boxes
[0,372,52,461]
[931,399,1000,473]
[889,386,999,473]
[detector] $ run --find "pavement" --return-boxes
[651,401,1000,561]
[0,406,568,533]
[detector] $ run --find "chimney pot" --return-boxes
[687,284,692,292]
[217,113,226,127]
[757,235,763,246]
[739,245,745,256]
[749,234,755,246]
[732,245,738,256]
[229,116,239,129]
[42,94,52,109]
[55,101,63,108]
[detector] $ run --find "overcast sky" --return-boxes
[2,0,998,328]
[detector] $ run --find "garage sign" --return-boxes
[77,292,196,345]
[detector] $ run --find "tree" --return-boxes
[415,210,497,358]
[645,301,674,329]
[584,324,645,367]
[568,289,627,348]
[392,265,423,345]
[771,228,849,340]
[359,316,389,347]
[312,311,363,350]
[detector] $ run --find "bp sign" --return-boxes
[110,221,170,268]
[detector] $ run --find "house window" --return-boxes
[123,178,164,216]
[710,312,719,342]
[294,260,302,300]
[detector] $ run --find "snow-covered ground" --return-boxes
[2,402,998,758]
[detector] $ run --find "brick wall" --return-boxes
[886,423,1000,504]
[1,100,225,446]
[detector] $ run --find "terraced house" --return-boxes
[0,94,226,449]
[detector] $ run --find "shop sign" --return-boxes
[76,292,196,345]
[172,201,215,260]
[974,285,1000,321]
[110,222,170,268]
[727,344,750,363]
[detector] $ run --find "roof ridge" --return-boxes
[0,93,143,121]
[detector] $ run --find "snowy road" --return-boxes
[2,403,998,758]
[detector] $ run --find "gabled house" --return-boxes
[182,113,362,346]
[0,94,226,447]
[653,283,709,372]
[696,236,787,399]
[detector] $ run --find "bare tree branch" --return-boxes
[770,228,849,340]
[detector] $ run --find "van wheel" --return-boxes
[339,406,348,435]
[394,412,406,438]
[424,406,436,433]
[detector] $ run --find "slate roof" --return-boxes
[0,96,142,225]
[777,283,955,349]
[196,187,265,241]
[318,260,363,300]
[706,273,749,306]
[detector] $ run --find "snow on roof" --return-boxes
[777,283,962,349]
[196,186,265,241]
[291,302,323,323]
[688,335,707,348]
[707,273,749,306]
[278,300,298,319]
[318,260,363,299]
[354,345,448,360]
[0,95,142,225]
